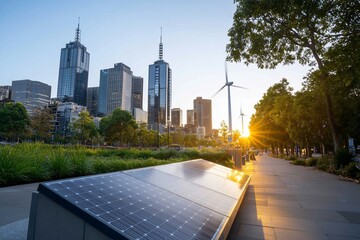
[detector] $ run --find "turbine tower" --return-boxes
[212,62,246,142]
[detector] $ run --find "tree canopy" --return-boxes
[30,108,53,142]
[227,0,360,151]
[100,109,138,146]
[0,102,30,141]
[71,110,98,144]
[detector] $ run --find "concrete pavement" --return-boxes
[228,154,360,240]
[1,155,360,239]
[0,183,38,239]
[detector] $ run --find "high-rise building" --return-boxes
[187,109,194,125]
[134,108,148,124]
[171,108,183,127]
[148,31,172,132]
[87,87,99,117]
[56,102,87,137]
[193,97,212,136]
[57,22,90,107]
[132,76,143,115]
[98,63,133,116]
[11,79,51,115]
[0,86,11,101]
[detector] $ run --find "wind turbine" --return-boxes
[212,62,246,142]
[238,105,247,136]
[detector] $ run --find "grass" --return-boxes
[0,143,232,187]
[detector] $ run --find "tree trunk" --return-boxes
[309,41,341,153]
[323,91,341,152]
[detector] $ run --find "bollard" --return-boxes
[228,149,242,170]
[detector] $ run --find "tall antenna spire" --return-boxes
[159,27,163,60]
[75,17,81,42]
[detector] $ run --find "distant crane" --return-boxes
[212,62,247,142]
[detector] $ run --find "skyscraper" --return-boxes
[132,75,143,115]
[194,97,212,136]
[87,87,99,117]
[0,86,11,101]
[148,31,172,132]
[98,63,133,116]
[171,108,183,127]
[57,22,90,107]
[11,79,51,115]
[187,109,194,125]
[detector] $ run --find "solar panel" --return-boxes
[154,160,250,198]
[126,168,236,216]
[31,159,250,240]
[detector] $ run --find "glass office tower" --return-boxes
[11,79,51,115]
[148,33,172,132]
[98,63,133,116]
[132,75,143,115]
[57,23,90,107]
[171,108,183,127]
[87,87,99,117]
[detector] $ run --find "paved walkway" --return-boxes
[1,154,360,239]
[0,183,38,239]
[228,154,360,240]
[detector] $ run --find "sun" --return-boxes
[241,132,250,138]
[241,129,250,138]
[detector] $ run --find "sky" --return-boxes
[0,0,310,135]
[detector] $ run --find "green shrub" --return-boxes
[0,143,236,186]
[0,146,33,186]
[306,158,318,167]
[316,156,332,171]
[0,144,51,185]
[198,150,232,167]
[152,149,178,160]
[182,149,201,159]
[285,155,297,161]
[334,148,352,169]
[92,159,110,173]
[69,151,93,176]
[292,159,306,166]
[45,148,75,179]
[131,149,154,159]
[342,162,360,179]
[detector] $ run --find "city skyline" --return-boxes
[0,1,310,134]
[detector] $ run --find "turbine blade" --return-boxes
[232,84,247,89]
[225,61,229,84]
[211,84,226,98]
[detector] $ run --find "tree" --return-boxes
[183,134,198,147]
[249,79,293,154]
[227,0,360,152]
[71,110,98,144]
[232,129,241,146]
[0,102,30,141]
[100,109,137,146]
[30,108,53,142]
[135,123,158,147]
[219,121,228,144]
